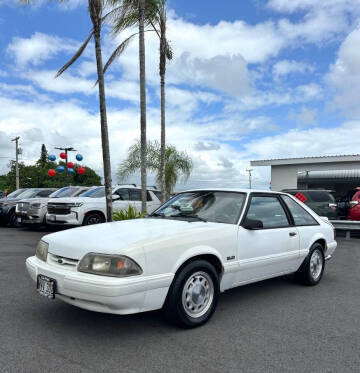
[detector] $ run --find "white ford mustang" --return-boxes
[26,189,337,328]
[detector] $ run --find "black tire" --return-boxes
[296,243,325,286]
[163,260,220,328]
[82,213,105,226]
[7,210,20,228]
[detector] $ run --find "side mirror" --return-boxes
[243,218,263,230]
[112,194,120,201]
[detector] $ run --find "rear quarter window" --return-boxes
[307,191,335,203]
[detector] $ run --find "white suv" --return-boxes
[46,185,162,226]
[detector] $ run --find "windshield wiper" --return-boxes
[150,212,166,218]
[168,213,207,222]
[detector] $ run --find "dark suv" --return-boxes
[282,189,338,220]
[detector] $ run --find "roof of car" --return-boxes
[177,188,285,194]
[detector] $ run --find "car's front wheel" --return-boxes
[164,260,219,328]
[296,243,325,286]
[82,213,105,226]
[8,210,20,228]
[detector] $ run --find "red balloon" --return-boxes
[48,169,56,177]
[67,162,74,168]
[78,166,85,175]
[60,152,67,159]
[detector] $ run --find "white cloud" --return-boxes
[273,60,314,79]
[7,32,78,68]
[246,120,360,161]
[268,0,360,43]
[0,0,85,10]
[326,27,360,117]
[288,106,317,127]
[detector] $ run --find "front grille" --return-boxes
[47,203,71,215]
[48,253,79,270]
[16,202,29,213]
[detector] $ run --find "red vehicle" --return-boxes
[348,187,360,221]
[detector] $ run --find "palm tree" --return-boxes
[138,0,148,213]
[118,140,193,197]
[21,0,136,222]
[148,0,172,204]
[106,0,172,209]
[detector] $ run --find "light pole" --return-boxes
[11,136,20,189]
[55,147,77,186]
[246,168,253,189]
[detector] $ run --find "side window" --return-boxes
[246,196,289,228]
[147,191,152,201]
[129,189,142,201]
[116,189,130,201]
[281,195,318,226]
[37,190,53,197]
[152,191,162,200]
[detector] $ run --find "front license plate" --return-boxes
[48,215,56,222]
[37,275,56,299]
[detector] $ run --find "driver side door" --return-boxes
[235,194,300,285]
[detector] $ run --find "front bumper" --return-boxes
[26,256,173,315]
[46,212,81,226]
[17,210,43,225]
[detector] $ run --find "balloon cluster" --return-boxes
[48,153,85,177]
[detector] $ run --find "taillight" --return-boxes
[349,200,359,209]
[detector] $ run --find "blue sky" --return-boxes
[1,0,360,189]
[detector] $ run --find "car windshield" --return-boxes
[6,189,26,198]
[80,186,105,198]
[152,191,246,224]
[16,189,43,199]
[50,187,80,198]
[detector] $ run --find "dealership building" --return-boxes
[251,155,360,196]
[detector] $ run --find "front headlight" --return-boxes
[78,253,143,277]
[67,202,83,207]
[35,240,49,262]
[30,203,41,209]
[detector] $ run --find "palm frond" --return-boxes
[103,32,137,75]
[55,30,94,78]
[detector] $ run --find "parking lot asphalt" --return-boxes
[0,227,359,373]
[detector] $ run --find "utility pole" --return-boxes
[55,147,77,186]
[246,168,253,189]
[11,137,20,189]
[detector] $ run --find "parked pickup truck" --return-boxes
[46,185,162,226]
[16,186,91,227]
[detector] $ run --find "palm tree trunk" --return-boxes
[139,0,147,213]
[160,71,166,203]
[93,27,113,222]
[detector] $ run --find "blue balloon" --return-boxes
[49,155,56,161]
[68,168,74,174]
[56,166,65,173]
[76,154,83,161]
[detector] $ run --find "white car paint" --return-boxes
[45,185,161,226]
[26,189,337,316]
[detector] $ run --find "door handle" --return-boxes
[289,232,297,237]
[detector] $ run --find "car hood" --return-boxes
[44,218,224,260]
[18,197,50,204]
[47,197,96,203]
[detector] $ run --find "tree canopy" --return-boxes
[0,146,102,192]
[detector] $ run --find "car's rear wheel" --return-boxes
[164,260,219,328]
[296,243,325,286]
[82,213,105,226]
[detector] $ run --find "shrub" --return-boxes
[113,205,146,221]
